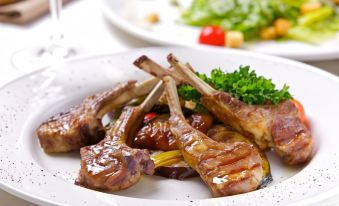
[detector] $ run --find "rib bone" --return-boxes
[164,76,263,197]
[134,55,184,83]
[76,81,163,191]
[167,54,313,165]
[96,77,159,118]
[37,78,159,153]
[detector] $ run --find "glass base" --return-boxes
[11,45,76,73]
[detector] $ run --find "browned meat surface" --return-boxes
[207,125,272,188]
[133,114,176,151]
[36,78,159,153]
[133,113,213,151]
[187,113,214,134]
[163,76,263,197]
[76,107,154,190]
[202,94,313,165]
[166,54,313,165]
[36,81,136,153]
[76,82,163,191]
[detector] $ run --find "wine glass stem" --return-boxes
[50,0,63,47]
[48,0,74,58]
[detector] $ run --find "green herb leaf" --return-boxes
[178,66,293,111]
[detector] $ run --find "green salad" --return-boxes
[181,0,339,46]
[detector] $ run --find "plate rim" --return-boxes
[1,46,339,206]
[99,0,339,62]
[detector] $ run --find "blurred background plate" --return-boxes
[100,0,339,61]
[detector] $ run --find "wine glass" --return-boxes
[11,0,75,72]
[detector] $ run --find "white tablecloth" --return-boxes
[0,0,338,205]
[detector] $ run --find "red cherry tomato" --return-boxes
[143,112,157,123]
[199,26,225,46]
[291,99,310,130]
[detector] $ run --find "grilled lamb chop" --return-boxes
[36,78,159,153]
[76,81,163,191]
[166,54,313,165]
[163,76,263,197]
[135,54,313,165]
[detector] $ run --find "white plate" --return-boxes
[100,0,339,61]
[1,47,339,206]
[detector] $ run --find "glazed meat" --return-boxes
[133,114,176,151]
[76,82,163,191]
[187,113,214,133]
[133,113,213,151]
[36,78,159,153]
[166,54,313,165]
[135,54,313,165]
[163,76,264,197]
[207,125,272,188]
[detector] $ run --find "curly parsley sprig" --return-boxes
[178,66,292,112]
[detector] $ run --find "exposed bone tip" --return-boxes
[133,55,149,67]
[127,80,137,85]
[167,53,177,63]
[163,76,172,85]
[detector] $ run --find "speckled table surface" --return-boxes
[0,0,338,205]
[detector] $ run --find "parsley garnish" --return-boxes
[178,66,292,112]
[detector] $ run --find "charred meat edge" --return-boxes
[36,78,159,153]
[135,54,313,165]
[76,81,163,191]
[163,76,263,197]
[167,54,313,165]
